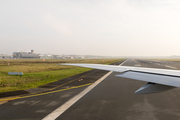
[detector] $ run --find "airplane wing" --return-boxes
[59,63,180,94]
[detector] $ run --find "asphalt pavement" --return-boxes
[1,59,180,120]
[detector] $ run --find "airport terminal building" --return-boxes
[13,50,40,59]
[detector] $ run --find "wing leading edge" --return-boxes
[59,63,180,94]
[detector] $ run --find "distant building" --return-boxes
[39,54,53,59]
[53,55,63,59]
[13,50,40,59]
[78,56,84,59]
[0,54,11,59]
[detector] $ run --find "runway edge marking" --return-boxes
[0,83,92,102]
[42,59,128,120]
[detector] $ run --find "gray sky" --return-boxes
[1,0,180,56]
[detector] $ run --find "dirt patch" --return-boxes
[0,90,29,98]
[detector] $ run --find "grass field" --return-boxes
[0,59,124,93]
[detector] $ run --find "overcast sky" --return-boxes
[1,0,180,56]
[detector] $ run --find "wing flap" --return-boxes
[116,71,180,88]
[135,82,174,94]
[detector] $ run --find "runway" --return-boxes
[1,59,180,120]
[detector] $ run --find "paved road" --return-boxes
[1,59,180,120]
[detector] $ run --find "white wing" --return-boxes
[59,63,180,94]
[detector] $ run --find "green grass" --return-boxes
[0,59,124,92]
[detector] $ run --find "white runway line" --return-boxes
[134,64,141,67]
[165,65,177,69]
[42,59,128,120]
